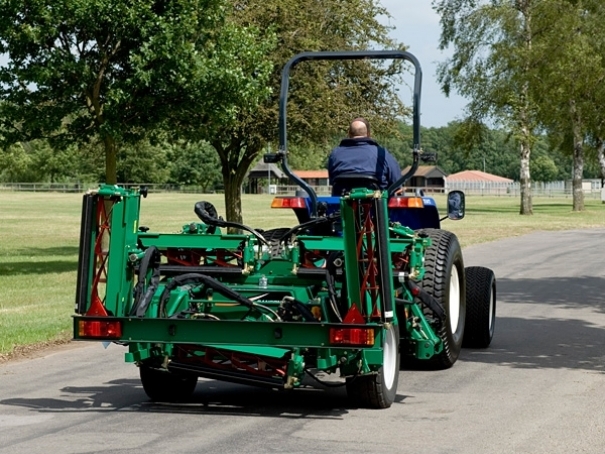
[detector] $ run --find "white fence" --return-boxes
[0,182,216,193]
[445,180,603,198]
[1,180,603,198]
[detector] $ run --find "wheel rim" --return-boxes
[488,283,495,333]
[383,327,397,390]
[449,265,461,333]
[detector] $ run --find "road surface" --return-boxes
[1,229,605,453]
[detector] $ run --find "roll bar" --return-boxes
[269,50,423,217]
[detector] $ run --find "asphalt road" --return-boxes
[1,229,605,454]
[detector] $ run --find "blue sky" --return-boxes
[380,1,467,127]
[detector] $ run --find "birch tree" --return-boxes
[433,0,543,214]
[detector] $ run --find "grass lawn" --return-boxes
[0,191,603,357]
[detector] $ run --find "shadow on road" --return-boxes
[462,316,605,372]
[460,274,605,372]
[0,377,409,419]
[498,275,605,313]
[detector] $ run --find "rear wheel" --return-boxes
[139,365,198,402]
[260,227,291,257]
[261,227,291,242]
[463,266,496,348]
[346,324,399,409]
[416,229,466,369]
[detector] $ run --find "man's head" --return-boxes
[348,117,371,138]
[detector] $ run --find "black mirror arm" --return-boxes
[279,149,319,218]
[388,148,420,197]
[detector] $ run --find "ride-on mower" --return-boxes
[73,51,496,409]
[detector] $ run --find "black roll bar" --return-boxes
[278,50,423,216]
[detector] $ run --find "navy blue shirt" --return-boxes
[328,137,402,196]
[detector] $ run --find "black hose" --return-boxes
[275,214,340,244]
[131,246,161,317]
[325,251,344,322]
[194,202,268,245]
[157,272,256,317]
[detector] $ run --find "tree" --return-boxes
[433,0,543,214]
[530,0,605,210]
[0,139,83,182]
[182,0,407,224]
[117,141,170,184]
[0,142,36,182]
[167,141,222,192]
[0,0,273,184]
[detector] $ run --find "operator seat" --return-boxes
[331,173,380,196]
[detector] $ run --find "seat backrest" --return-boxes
[332,173,380,196]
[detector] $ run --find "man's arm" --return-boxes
[385,152,402,187]
[327,152,336,185]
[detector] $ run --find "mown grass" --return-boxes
[438,195,605,247]
[0,191,603,356]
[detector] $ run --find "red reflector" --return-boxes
[388,197,424,208]
[78,320,122,339]
[329,328,375,346]
[271,197,306,209]
[343,305,366,324]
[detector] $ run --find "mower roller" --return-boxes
[73,50,496,409]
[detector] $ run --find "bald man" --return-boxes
[328,118,402,196]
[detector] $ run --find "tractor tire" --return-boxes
[346,324,400,409]
[261,227,291,242]
[463,266,496,348]
[416,228,466,369]
[259,227,290,257]
[139,365,198,402]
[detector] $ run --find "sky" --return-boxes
[379,1,467,128]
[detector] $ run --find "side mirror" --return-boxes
[447,190,465,221]
[263,153,283,164]
[420,152,438,163]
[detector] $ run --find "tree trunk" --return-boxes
[519,129,533,215]
[217,138,262,230]
[103,135,118,185]
[518,1,533,215]
[570,101,584,211]
[597,137,605,189]
[222,168,244,228]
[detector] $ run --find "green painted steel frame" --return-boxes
[74,184,444,383]
[73,316,384,348]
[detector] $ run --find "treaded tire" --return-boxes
[261,227,291,242]
[416,228,466,369]
[346,324,400,409]
[463,266,496,348]
[139,365,198,402]
[261,227,291,257]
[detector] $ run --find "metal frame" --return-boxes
[276,50,423,216]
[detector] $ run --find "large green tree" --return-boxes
[180,0,408,224]
[0,0,272,184]
[433,0,543,214]
[530,0,605,210]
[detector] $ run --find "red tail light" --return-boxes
[329,328,375,346]
[271,197,306,209]
[388,197,424,208]
[78,320,122,339]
